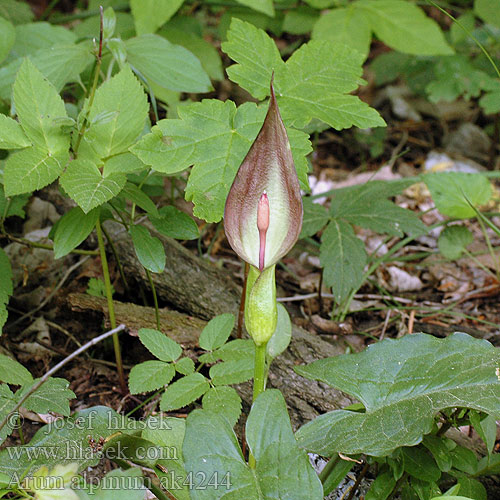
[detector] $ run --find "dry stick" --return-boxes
[0,324,127,435]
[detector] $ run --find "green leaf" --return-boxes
[87,468,146,500]
[79,67,148,160]
[0,355,32,385]
[129,224,166,273]
[202,386,242,427]
[13,58,69,155]
[0,1,34,24]
[59,159,126,213]
[424,172,492,219]
[450,445,478,475]
[402,446,440,482]
[0,384,17,443]
[160,373,210,411]
[357,0,454,56]
[19,378,74,416]
[300,198,329,238]
[320,219,367,304]
[138,328,182,362]
[480,88,500,114]
[222,19,385,130]
[209,358,254,386]
[184,409,260,499]
[129,360,175,394]
[470,412,497,455]
[52,207,99,259]
[120,183,158,217]
[438,225,473,260]
[131,0,184,34]
[296,333,500,457]
[312,6,371,59]
[4,147,68,196]
[322,456,355,496]
[132,99,310,222]
[0,187,29,219]
[102,152,145,176]
[283,6,319,35]
[198,313,235,351]
[0,114,31,149]
[174,356,195,375]
[422,435,454,472]
[475,0,500,28]
[0,249,12,334]
[125,34,212,93]
[149,206,199,240]
[267,303,292,359]
[235,0,274,17]
[0,17,15,64]
[365,470,396,500]
[455,474,487,500]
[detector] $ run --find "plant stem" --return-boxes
[146,268,161,330]
[101,223,129,290]
[248,342,268,469]
[319,454,340,484]
[96,218,126,393]
[0,233,98,255]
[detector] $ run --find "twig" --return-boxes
[0,324,127,434]
[380,309,391,340]
[277,292,416,304]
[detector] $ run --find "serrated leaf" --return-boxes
[13,58,69,155]
[132,99,310,222]
[320,219,367,304]
[160,373,209,411]
[4,147,68,196]
[199,313,235,351]
[0,355,32,385]
[217,338,255,362]
[129,360,175,394]
[138,328,182,362]
[312,6,371,59]
[438,225,473,260]
[19,378,74,416]
[79,67,148,160]
[131,0,184,35]
[202,386,241,427]
[175,357,195,375]
[222,19,385,130]
[52,207,99,259]
[0,17,15,64]
[149,206,199,240]
[267,303,292,360]
[209,358,254,386]
[475,0,500,28]
[357,0,454,56]
[125,34,212,93]
[129,225,165,273]
[424,172,492,219]
[59,159,126,213]
[0,114,31,149]
[102,152,145,175]
[300,198,329,238]
[0,249,12,334]
[296,333,500,457]
[235,0,274,17]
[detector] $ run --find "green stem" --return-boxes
[101,223,129,290]
[248,342,267,469]
[96,218,126,393]
[146,268,161,330]
[319,455,340,484]
[1,233,98,255]
[476,216,500,279]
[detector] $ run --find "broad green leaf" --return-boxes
[183,409,260,499]
[480,88,500,114]
[132,99,310,222]
[0,249,12,334]
[131,0,184,34]
[0,114,31,149]
[357,0,454,56]
[138,328,182,362]
[85,468,145,500]
[125,34,212,93]
[475,0,500,28]
[199,313,235,351]
[120,183,158,216]
[283,6,319,35]
[210,358,254,386]
[422,435,454,472]
[312,6,371,59]
[365,470,396,500]
[80,67,148,160]
[160,27,224,81]
[160,373,210,411]
[222,19,385,130]
[330,183,427,237]
[128,360,175,394]
[470,412,497,455]
[149,206,199,240]
[13,58,69,155]
[424,172,492,219]
[320,219,367,304]
[0,354,32,385]
[450,446,478,475]
[0,406,134,480]
[59,159,126,213]
[300,198,329,238]
[0,187,29,219]
[267,303,292,360]
[215,338,255,362]
[296,333,500,457]
[4,147,68,196]
[0,44,92,101]
[202,386,242,427]
[235,0,274,17]
[0,384,17,443]
[174,356,195,375]
[438,225,473,260]
[455,474,487,500]
[402,446,440,482]
[102,152,145,175]
[304,0,336,7]
[52,207,99,259]
[0,1,34,25]
[129,224,165,273]
[0,17,15,64]
[19,378,74,416]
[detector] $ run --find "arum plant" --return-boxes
[224,80,303,463]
